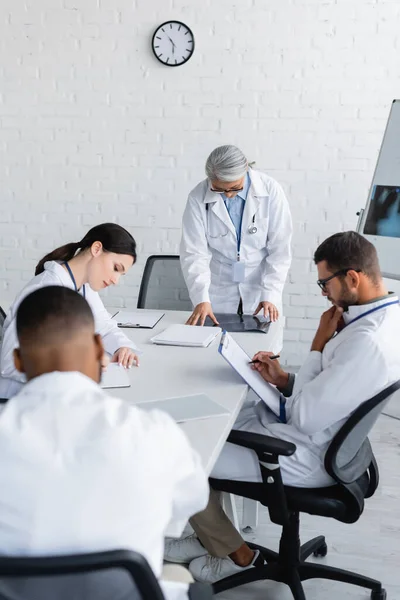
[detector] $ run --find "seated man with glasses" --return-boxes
[165,231,400,584]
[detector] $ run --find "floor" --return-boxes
[218,412,400,600]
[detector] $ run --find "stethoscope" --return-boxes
[63,261,86,298]
[248,215,257,234]
[206,203,258,236]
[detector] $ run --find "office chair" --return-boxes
[0,549,213,600]
[137,255,192,311]
[0,305,6,342]
[0,306,6,404]
[210,380,400,600]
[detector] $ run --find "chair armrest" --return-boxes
[188,582,214,599]
[227,430,296,457]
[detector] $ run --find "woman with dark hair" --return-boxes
[0,223,139,399]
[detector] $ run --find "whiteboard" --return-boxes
[358,100,400,280]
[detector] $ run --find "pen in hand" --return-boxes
[249,354,280,364]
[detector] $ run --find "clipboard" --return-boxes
[112,310,164,329]
[218,331,282,417]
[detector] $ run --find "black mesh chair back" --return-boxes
[324,379,400,486]
[137,255,192,310]
[0,306,6,403]
[0,306,6,343]
[0,550,164,600]
[0,550,213,600]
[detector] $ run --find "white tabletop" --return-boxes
[107,309,282,477]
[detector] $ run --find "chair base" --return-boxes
[213,536,385,600]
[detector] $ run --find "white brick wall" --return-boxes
[1,0,400,365]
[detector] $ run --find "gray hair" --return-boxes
[205,145,248,182]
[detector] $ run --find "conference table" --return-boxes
[106,309,283,536]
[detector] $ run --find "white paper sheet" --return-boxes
[218,331,282,416]
[151,324,222,347]
[100,363,131,389]
[137,394,229,423]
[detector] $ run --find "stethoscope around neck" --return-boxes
[248,215,257,234]
[206,203,258,237]
[63,261,86,298]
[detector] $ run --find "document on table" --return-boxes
[218,331,281,417]
[151,324,222,347]
[100,363,131,389]
[136,393,229,423]
[112,310,164,329]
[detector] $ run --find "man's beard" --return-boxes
[332,282,358,311]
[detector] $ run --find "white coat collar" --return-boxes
[343,294,399,325]
[14,371,103,399]
[43,261,75,286]
[43,261,89,295]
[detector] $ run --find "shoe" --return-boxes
[189,550,262,583]
[164,534,208,564]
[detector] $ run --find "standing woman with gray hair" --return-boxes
[180,145,293,326]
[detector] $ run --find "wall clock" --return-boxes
[152,21,195,67]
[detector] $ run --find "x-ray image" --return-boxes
[364,184,400,238]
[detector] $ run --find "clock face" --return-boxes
[152,21,195,67]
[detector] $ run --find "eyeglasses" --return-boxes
[210,186,244,194]
[317,268,361,291]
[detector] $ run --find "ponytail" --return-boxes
[34,223,137,276]
[35,242,81,276]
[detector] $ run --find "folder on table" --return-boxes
[100,364,131,389]
[112,310,164,329]
[151,324,222,348]
[137,394,229,423]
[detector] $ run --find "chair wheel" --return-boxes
[371,589,387,600]
[313,542,328,557]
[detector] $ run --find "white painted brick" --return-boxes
[0,0,398,336]
[286,318,319,330]
[283,329,300,342]
[285,283,309,296]
[299,330,314,342]
[284,306,307,318]
[306,307,324,319]
[291,295,327,308]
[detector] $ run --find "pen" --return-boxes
[249,354,280,364]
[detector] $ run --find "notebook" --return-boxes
[151,324,222,347]
[218,331,281,417]
[112,310,164,329]
[100,364,131,389]
[136,393,229,423]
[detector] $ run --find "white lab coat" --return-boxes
[0,371,209,600]
[212,296,400,487]
[0,261,138,399]
[180,169,293,314]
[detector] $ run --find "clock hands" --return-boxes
[167,35,176,55]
